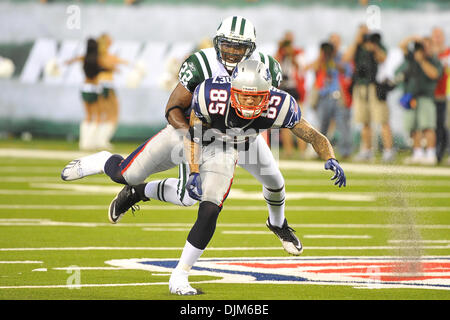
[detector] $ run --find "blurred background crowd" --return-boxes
[273,24,449,166]
[1,0,449,166]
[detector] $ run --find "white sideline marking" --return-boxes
[0,261,42,264]
[0,149,99,160]
[0,245,449,252]
[2,148,450,176]
[278,160,450,176]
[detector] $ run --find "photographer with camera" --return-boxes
[275,31,307,158]
[398,35,442,165]
[343,25,395,163]
[306,40,353,159]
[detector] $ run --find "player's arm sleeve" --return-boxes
[178,54,207,93]
[281,96,302,129]
[267,55,283,88]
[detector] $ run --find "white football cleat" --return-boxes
[169,269,198,296]
[61,151,111,181]
[61,159,85,181]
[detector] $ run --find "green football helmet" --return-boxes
[213,16,257,73]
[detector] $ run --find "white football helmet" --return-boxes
[230,59,272,119]
[213,16,257,72]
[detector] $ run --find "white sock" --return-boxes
[144,178,197,206]
[79,121,87,150]
[96,122,116,149]
[79,150,112,176]
[175,241,204,272]
[263,185,286,228]
[413,148,424,158]
[426,147,436,158]
[79,121,97,151]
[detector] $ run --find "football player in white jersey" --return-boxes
[168,59,346,295]
[61,16,293,228]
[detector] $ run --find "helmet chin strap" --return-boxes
[223,61,237,73]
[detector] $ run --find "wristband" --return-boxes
[165,105,184,122]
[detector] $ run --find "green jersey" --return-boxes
[178,47,282,93]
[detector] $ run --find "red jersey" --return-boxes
[435,48,450,98]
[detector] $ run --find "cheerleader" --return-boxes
[66,38,104,151]
[97,33,128,149]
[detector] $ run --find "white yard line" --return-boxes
[389,240,450,244]
[235,178,450,186]
[222,231,372,239]
[0,245,448,252]
[303,235,372,239]
[53,267,124,271]
[0,282,169,290]
[3,176,450,187]
[1,204,449,212]
[2,183,449,201]
[221,231,272,235]
[0,219,449,230]
[0,166,61,173]
[141,227,192,232]
[0,261,43,264]
[23,184,376,202]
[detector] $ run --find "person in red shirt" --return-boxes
[431,27,450,163]
[275,31,307,158]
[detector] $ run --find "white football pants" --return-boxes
[120,124,285,207]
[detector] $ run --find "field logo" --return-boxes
[106,256,450,290]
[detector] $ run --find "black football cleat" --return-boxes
[108,185,148,224]
[266,218,303,255]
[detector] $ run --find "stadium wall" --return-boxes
[1,2,449,142]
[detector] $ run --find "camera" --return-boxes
[363,32,381,45]
[281,40,292,48]
[413,41,424,52]
[320,41,335,59]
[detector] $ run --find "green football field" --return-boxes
[0,139,449,301]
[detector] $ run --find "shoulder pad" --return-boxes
[178,51,213,93]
